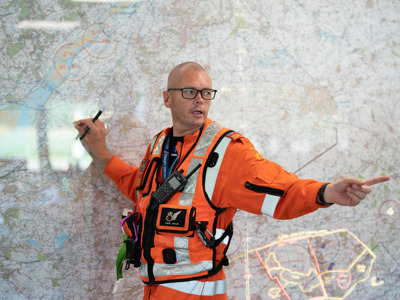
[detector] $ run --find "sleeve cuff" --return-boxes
[316,182,333,207]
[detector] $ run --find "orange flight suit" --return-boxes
[105,118,327,299]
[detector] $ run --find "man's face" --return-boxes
[163,69,212,136]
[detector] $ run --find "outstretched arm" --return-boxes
[74,118,113,166]
[321,176,390,206]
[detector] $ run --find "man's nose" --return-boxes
[194,91,204,103]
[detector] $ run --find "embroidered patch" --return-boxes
[159,207,187,228]
[156,205,196,236]
[226,132,244,141]
[250,147,264,160]
[136,158,150,188]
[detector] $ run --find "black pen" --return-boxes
[79,110,102,140]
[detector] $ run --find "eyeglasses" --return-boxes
[168,88,217,100]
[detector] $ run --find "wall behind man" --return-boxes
[0,1,398,299]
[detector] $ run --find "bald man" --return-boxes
[75,62,389,299]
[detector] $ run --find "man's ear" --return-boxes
[163,90,171,108]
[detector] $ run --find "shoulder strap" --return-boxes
[150,132,160,153]
[203,130,234,208]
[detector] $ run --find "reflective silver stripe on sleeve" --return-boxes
[160,278,227,296]
[260,194,280,218]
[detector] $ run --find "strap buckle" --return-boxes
[195,222,215,248]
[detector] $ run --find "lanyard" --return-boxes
[162,131,179,181]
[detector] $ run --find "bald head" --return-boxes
[163,62,213,136]
[167,62,210,89]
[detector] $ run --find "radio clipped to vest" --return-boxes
[150,163,202,208]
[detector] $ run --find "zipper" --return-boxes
[245,181,285,197]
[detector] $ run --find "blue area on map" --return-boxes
[55,231,68,248]
[29,238,43,248]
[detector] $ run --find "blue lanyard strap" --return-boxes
[162,131,179,181]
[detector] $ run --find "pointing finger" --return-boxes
[362,176,390,187]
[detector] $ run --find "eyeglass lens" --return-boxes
[182,88,215,100]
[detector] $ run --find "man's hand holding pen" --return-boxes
[74,111,113,166]
[76,110,103,140]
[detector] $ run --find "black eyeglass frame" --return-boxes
[167,88,217,100]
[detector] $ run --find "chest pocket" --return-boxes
[155,204,196,237]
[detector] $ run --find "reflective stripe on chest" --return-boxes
[177,122,224,206]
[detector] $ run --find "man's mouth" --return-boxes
[192,110,203,115]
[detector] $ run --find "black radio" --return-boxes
[151,164,201,206]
